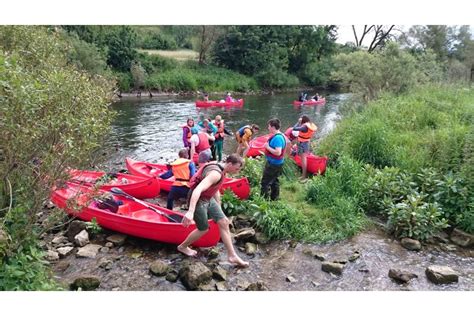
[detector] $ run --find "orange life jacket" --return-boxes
[297,122,317,143]
[170,158,191,187]
[195,133,210,153]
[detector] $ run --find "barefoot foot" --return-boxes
[228,255,249,268]
[177,245,197,257]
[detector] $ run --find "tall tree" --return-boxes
[197,26,222,65]
[351,25,396,52]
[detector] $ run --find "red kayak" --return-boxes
[195,99,244,108]
[68,169,160,199]
[246,134,270,157]
[290,152,328,175]
[51,182,220,247]
[293,98,326,106]
[125,158,251,200]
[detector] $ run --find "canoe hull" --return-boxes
[195,99,244,107]
[292,98,326,106]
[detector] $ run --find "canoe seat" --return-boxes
[131,209,165,222]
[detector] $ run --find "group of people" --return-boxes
[158,105,318,268]
[202,92,237,103]
[298,92,321,102]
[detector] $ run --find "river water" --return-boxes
[52,92,473,291]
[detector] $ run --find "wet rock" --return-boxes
[76,244,101,258]
[433,231,450,244]
[440,244,458,252]
[100,247,110,253]
[254,232,270,244]
[70,276,101,291]
[348,250,361,262]
[333,258,348,265]
[179,262,213,290]
[388,269,418,283]
[98,258,113,270]
[56,246,74,258]
[46,250,59,261]
[206,247,220,259]
[321,261,344,275]
[212,266,228,281]
[74,230,89,247]
[106,234,127,246]
[150,260,171,276]
[245,242,257,256]
[450,228,474,248]
[166,270,179,282]
[401,238,421,251]
[286,275,297,283]
[234,228,255,242]
[245,281,269,291]
[66,220,87,242]
[54,261,70,273]
[105,242,114,248]
[198,281,216,291]
[215,281,228,291]
[426,265,459,284]
[52,235,69,245]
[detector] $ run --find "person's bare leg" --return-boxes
[301,152,308,179]
[242,144,250,158]
[177,229,207,256]
[217,218,249,267]
[236,144,242,156]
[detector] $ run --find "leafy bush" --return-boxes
[387,194,449,240]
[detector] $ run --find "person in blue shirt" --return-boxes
[159,148,197,210]
[260,118,287,200]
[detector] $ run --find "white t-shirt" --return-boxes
[190,134,200,146]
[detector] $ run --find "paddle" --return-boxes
[110,187,182,223]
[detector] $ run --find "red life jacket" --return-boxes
[213,120,225,140]
[188,163,225,200]
[195,133,210,153]
[264,132,287,160]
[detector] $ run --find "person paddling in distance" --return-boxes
[235,124,260,157]
[261,118,287,201]
[178,154,249,267]
[293,115,317,180]
[159,148,197,210]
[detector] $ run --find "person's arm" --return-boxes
[182,171,221,227]
[264,137,283,156]
[188,162,197,177]
[293,125,308,132]
[190,141,196,162]
[207,133,215,142]
[159,169,173,179]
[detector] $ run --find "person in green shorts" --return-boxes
[178,154,249,267]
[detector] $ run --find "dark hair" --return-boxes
[225,154,244,166]
[251,124,260,131]
[301,115,310,124]
[178,148,189,159]
[187,118,194,126]
[267,118,280,130]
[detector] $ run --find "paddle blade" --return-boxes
[110,187,125,195]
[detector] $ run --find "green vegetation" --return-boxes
[0,26,114,289]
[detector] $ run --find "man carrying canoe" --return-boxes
[159,148,196,210]
[235,124,260,157]
[293,115,318,180]
[261,118,287,201]
[178,154,249,267]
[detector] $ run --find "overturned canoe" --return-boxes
[51,181,220,247]
[246,134,270,158]
[69,169,160,199]
[195,99,244,108]
[125,157,251,200]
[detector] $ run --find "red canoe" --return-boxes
[195,99,244,108]
[292,98,326,106]
[290,152,328,175]
[246,134,270,157]
[68,169,160,199]
[125,158,251,200]
[51,182,220,247]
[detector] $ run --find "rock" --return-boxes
[313,252,326,261]
[450,228,474,248]
[426,266,459,284]
[52,235,69,245]
[348,250,361,262]
[70,276,101,291]
[165,270,179,282]
[215,281,228,291]
[98,258,113,270]
[198,281,216,291]
[212,266,228,281]
[233,228,256,242]
[333,258,348,265]
[106,234,127,246]
[388,269,418,283]
[46,250,59,261]
[432,231,450,244]
[179,262,213,290]
[66,220,87,242]
[286,275,297,283]
[244,242,257,256]
[105,242,114,248]
[321,261,344,275]
[245,281,269,291]
[76,244,102,258]
[150,260,170,276]
[54,261,70,272]
[100,247,110,253]
[207,247,219,259]
[401,238,421,251]
[56,246,74,258]
[74,230,89,247]
[254,232,270,244]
